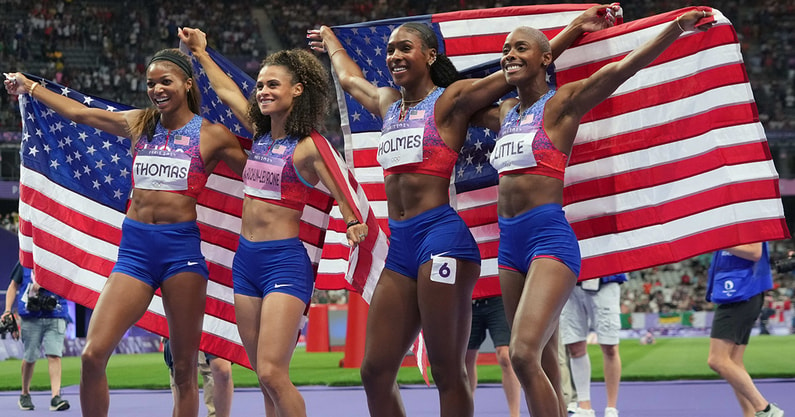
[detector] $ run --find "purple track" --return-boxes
[2,379,793,416]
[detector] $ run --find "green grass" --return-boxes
[1,335,793,391]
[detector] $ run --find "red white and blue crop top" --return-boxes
[490,89,568,180]
[132,114,209,199]
[242,133,313,211]
[378,87,458,179]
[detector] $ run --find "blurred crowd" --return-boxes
[0,0,793,131]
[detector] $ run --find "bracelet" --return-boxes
[675,16,685,33]
[29,82,39,96]
[329,48,345,59]
[346,219,361,229]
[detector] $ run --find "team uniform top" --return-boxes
[378,87,458,179]
[242,133,313,211]
[490,89,568,180]
[132,114,209,199]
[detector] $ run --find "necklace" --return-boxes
[399,86,438,120]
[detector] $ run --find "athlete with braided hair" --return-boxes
[307,6,617,416]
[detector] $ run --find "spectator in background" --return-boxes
[706,242,783,417]
[464,295,522,417]
[163,338,234,417]
[2,261,71,411]
[561,274,627,417]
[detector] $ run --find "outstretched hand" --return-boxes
[676,8,715,32]
[576,3,622,33]
[3,72,29,96]
[306,26,334,54]
[178,27,208,53]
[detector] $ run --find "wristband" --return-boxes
[675,16,685,32]
[346,219,361,229]
[329,48,345,59]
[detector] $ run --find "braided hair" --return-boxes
[398,22,462,87]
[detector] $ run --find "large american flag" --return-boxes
[331,4,789,291]
[17,44,387,367]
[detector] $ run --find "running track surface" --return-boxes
[1,379,793,416]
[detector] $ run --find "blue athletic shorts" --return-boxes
[498,203,581,277]
[385,204,481,279]
[112,217,208,288]
[232,236,314,304]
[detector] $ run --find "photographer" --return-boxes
[2,261,71,411]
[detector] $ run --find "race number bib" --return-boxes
[489,129,538,174]
[133,149,190,191]
[242,154,285,200]
[377,119,424,170]
[430,255,456,285]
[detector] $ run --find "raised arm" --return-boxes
[4,72,135,138]
[448,5,619,133]
[549,4,620,60]
[561,9,713,119]
[178,27,253,133]
[307,26,400,117]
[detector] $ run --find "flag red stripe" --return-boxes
[579,218,789,280]
[564,142,774,204]
[431,4,593,23]
[22,222,116,277]
[568,103,758,165]
[556,25,739,87]
[197,188,243,218]
[584,64,749,124]
[471,276,501,299]
[570,179,782,240]
[207,262,233,287]
[21,185,122,244]
[198,224,240,253]
[443,30,561,57]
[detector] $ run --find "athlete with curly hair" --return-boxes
[178,28,367,417]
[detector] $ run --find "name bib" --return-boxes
[377,118,424,170]
[489,128,538,174]
[133,149,190,191]
[242,154,285,200]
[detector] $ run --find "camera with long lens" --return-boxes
[26,289,59,313]
[772,255,795,273]
[0,313,18,339]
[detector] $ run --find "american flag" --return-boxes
[331,5,789,291]
[17,44,387,367]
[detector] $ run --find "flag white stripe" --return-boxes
[436,10,584,39]
[555,11,729,71]
[565,123,767,184]
[20,166,125,227]
[565,160,779,222]
[576,83,755,145]
[21,202,120,261]
[579,199,785,258]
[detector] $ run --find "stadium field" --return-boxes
[1,335,793,391]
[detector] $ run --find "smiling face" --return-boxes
[255,64,303,116]
[146,62,192,112]
[500,27,551,86]
[386,26,435,87]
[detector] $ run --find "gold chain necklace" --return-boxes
[400,86,438,120]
